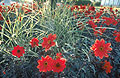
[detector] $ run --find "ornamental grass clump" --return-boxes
[0,1,120,78]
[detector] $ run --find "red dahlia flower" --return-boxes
[25,9,32,14]
[37,55,53,72]
[2,3,5,5]
[90,16,94,19]
[94,30,99,37]
[0,13,3,21]
[52,58,66,73]
[88,20,97,29]
[90,39,112,59]
[99,28,106,35]
[0,5,2,12]
[102,60,113,74]
[112,19,118,26]
[0,16,3,20]
[88,6,95,11]
[3,71,6,74]
[80,5,86,10]
[115,33,120,42]
[95,12,102,18]
[102,17,112,26]
[115,9,118,12]
[113,30,119,36]
[0,26,2,30]
[12,45,25,58]
[98,25,106,35]
[73,5,79,11]
[41,33,56,52]
[77,21,84,30]
[30,38,39,48]
[71,6,75,12]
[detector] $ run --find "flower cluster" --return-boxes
[91,39,113,74]
[30,33,56,52]
[1,1,119,77]
[71,4,120,42]
[113,31,120,42]
[102,60,113,74]
[11,33,56,58]
[37,53,66,73]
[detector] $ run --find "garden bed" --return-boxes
[0,1,120,78]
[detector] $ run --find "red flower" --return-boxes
[77,21,84,30]
[74,5,79,11]
[115,9,118,12]
[37,55,53,72]
[115,33,120,42]
[56,52,63,59]
[110,7,113,13]
[2,3,5,5]
[88,20,97,29]
[99,28,106,35]
[94,30,98,37]
[6,20,10,25]
[0,5,2,12]
[90,39,112,59]
[95,12,102,18]
[3,71,6,74]
[71,6,75,12]
[94,27,106,37]
[12,45,25,58]
[100,7,104,11]
[30,38,39,48]
[41,33,56,52]
[25,9,32,14]
[113,30,118,36]
[102,17,112,26]
[0,8,3,21]
[90,16,94,19]
[80,5,86,9]
[102,60,113,74]
[52,58,66,73]
[112,19,118,26]
[0,16,3,20]
[0,26,2,30]
[16,3,20,9]
[88,6,95,11]
[98,25,106,35]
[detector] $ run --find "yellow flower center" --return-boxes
[56,56,60,59]
[106,20,110,23]
[99,46,104,51]
[47,40,51,44]
[104,66,108,68]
